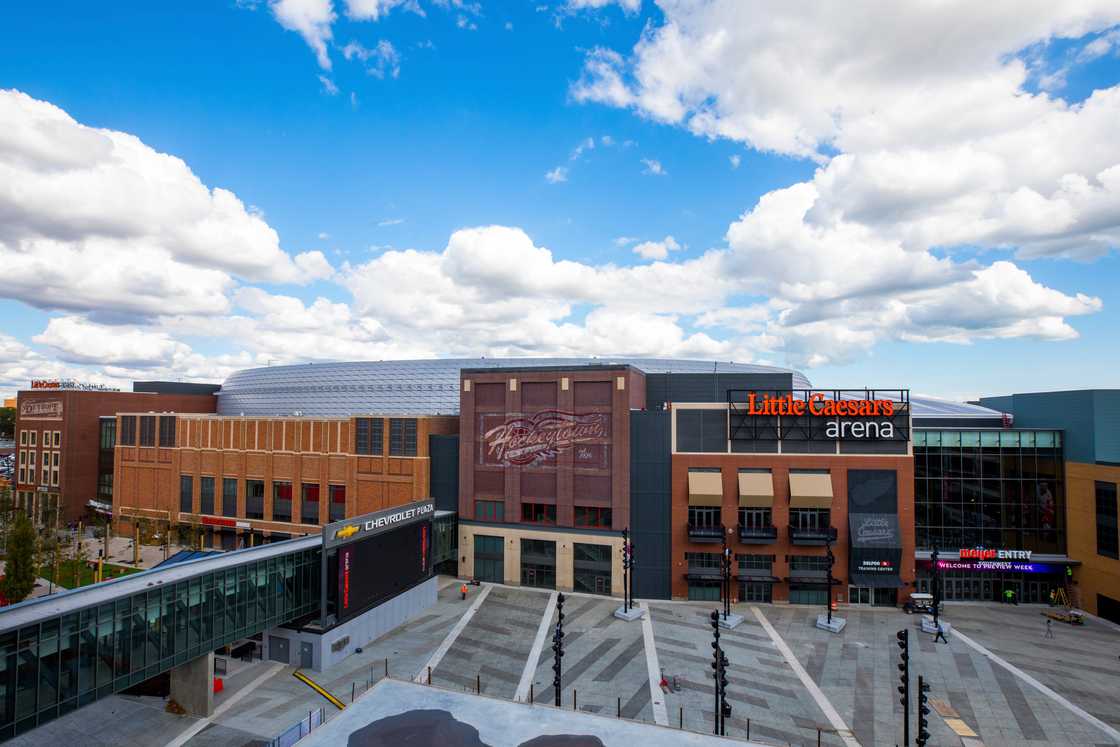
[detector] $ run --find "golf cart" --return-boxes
[903,592,940,615]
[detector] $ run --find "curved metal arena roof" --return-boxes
[217,358,814,416]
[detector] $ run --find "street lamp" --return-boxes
[720,527,732,621]
[930,548,941,628]
[825,537,836,626]
[552,592,566,707]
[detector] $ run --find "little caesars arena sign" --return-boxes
[744,392,901,439]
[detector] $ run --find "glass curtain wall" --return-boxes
[0,547,320,738]
[914,430,1064,554]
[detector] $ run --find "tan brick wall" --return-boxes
[1065,461,1120,616]
[458,523,624,595]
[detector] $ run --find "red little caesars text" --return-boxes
[745,393,896,417]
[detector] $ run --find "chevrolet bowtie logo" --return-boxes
[335,525,359,540]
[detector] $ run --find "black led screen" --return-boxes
[335,520,430,623]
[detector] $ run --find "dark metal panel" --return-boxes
[629,411,672,600]
[429,435,460,512]
[645,372,793,410]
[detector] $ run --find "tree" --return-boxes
[70,526,90,588]
[0,407,14,440]
[0,486,14,555]
[2,514,38,603]
[40,531,62,594]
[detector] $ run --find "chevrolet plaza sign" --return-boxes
[324,501,434,549]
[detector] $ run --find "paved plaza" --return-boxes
[13,581,1120,747]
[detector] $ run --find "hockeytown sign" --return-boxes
[484,410,608,466]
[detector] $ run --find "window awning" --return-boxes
[738,472,774,507]
[734,574,780,584]
[688,471,723,507]
[789,472,833,509]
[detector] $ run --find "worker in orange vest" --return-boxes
[460,583,468,600]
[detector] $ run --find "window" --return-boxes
[246,480,265,520]
[688,506,721,528]
[474,534,504,583]
[737,554,773,572]
[329,485,346,521]
[521,503,556,524]
[52,431,61,448]
[790,508,830,530]
[179,476,193,513]
[97,472,113,500]
[475,500,505,522]
[520,539,556,589]
[687,580,721,601]
[273,481,293,522]
[685,552,721,571]
[19,430,26,446]
[41,431,49,448]
[574,506,612,527]
[389,418,417,456]
[27,452,35,486]
[51,453,60,487]
[739,507,772,529]
[222,478,238,517]
[119,416,136,446]
[790,555,830,573]
[741,582,772,602]
[301,484,320,524]
[1097,481,1119,560]
[18,450,26,485]
[355,418,384,455]
[159,417,176,447]
[99,419,116,450]
[138,416,155,447]
[29,431,36,447]
[195,477,213,514]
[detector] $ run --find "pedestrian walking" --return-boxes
[460,583,468,601]
[1045,618,1054,639]
[934,622,949,644]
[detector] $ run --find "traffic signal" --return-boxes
[916,675,931,746]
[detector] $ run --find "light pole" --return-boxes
[709,610,721,735]
[552,592,566,706]
[621,528,632,613]
[720,528,732,621]
[825,537,836,626]
[930,548,941,628]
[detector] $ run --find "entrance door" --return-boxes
[300,642,314,669]
[269,636,290,664]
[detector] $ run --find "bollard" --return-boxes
[477,673,481,694]
[351,682,355,702]
[574,690,577,710]
[747,718,751,739]
[617,697,621,718]
[428,666,431,685]
[530,683,534,704]
[679,706,683,728]
[385,658,389,678]
[817,728,821,746]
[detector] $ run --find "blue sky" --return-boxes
[0,1,1118,401]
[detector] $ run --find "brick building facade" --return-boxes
[14,387,217,525]
[114,413,456,548]
[456,365,644,594]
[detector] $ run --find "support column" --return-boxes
[169,652,214,717]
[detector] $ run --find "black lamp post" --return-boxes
[709,610,721,734]
[825,537,836,626]
[621,527,634,613]
[552,592,566,706]
[930,548,941,628]
[720,528,732,620]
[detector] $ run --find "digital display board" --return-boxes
[934,559,1060,574]
[334,520,430,623]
